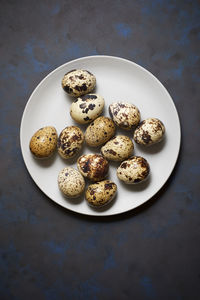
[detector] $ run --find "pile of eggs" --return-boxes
[29,69,165,208]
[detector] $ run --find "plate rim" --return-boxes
[20,55,181,216]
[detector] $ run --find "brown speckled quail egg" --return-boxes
[57,126,84,159]
[101,135,134,161]
[109,102,140,130]
[134,118,165,146]
[117,156,150,184]
[29,126,58,158]
[77,154,109,182]
[70,94,105,124]
[85,180,117,207]
[58,167,85,198]
[85,116,115,147]
[61,69,96,97]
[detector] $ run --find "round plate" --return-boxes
[20,55,181,216]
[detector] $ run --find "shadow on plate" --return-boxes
[119,174,151,192]
[85,144,102,154]
[137,136,166,155]
[32,152,57,168]
[59,189,84,205]
[108,160,121,168]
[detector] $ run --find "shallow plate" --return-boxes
[20,55,181,216]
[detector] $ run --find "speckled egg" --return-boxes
[29,126,58,158]
[109,102,140,130]
[101,135,134,161]
[62,69,96,97]
[85,180,117,207]
[77,154,109,182]
[57,126,84,159]
[134,118,165,146]
[85,116,115,147]
[117,156,150,184]
[70,94,105,124]
[58,167,85,198]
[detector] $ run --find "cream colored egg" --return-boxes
[109,102,140,130]
[62,69,96,97]
[77,154,109,182]
[85,116,115,147]
[133,118,165,146]
[85,180,117,207]
[101,135,134,161]
[58,167,85,198]
[57,126,84,159]
[117,156,150,184]
[70,94,105,124]
[29,126,58,158]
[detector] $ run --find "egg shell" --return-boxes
[85,116,115,147]
[101,135,134,161]
[117,156,150,184]
[58,167,85,198]
[133,118,165,146]
[70,94,104,124]
[77,154,109,182]
[62,69,96,97]
[85,180,117,207]
[109,102,140,130]
[29,126,58,158]
[57,126,84,159]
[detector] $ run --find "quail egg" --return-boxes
[85,180,117,207]
[101,135,134,161]
[85,116,115,147]
[134,118,165,145]
[117,156,150,184]
[77,154,109,182]
[29,126,58,158]
[57,126,84,159]
[109,102,140,130]
[58,167,85,198]
[61,69,96,97]
[70,94,104,124]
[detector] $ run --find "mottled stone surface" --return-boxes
[0,0,200,299]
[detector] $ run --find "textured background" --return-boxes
[0,0,200,299]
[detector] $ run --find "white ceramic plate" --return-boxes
[20,55,181,216]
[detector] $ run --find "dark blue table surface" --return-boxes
[0,0,200,299]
